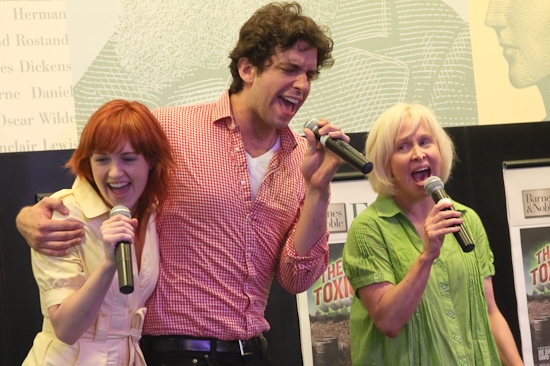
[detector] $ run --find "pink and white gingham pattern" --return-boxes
[143,92,328,340]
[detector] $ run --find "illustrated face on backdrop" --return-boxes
[485,0,550,88]
[390,120,442,204]
[90,141,150,213]
[246,40,318,131]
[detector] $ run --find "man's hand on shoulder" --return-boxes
[16,197,84,256]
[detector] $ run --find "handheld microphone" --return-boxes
[109,205,134,294]
[424,176,475,253]
[304,119,373,174]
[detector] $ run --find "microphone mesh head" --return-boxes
[304,118,319,132]
[424,176,444,195]
[110,205,131,219]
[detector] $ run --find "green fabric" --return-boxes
[342,195,501,366]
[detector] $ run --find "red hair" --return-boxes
[66,100,174,224]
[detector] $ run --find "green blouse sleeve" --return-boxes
[343,208,397,298]
[462,206,496,278]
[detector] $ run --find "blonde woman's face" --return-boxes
[390,120,442,203]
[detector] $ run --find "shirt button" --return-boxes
[442,285,448,292]
[235,147,240,151]
[447,311,454,317]
[241,180,246,185]
[454,335,461,341]
[435,261,442,267]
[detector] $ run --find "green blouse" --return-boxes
[343,195,502,366]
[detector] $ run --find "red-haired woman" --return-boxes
[23,100,174,365]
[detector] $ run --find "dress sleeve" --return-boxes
[464,208,495,278]
[343,209,397,297]
[30,196,87,315]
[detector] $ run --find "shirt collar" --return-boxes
[212,90,299,152]
[375,195,402,218]
[211,90,232,124]
[72,176,110,219]
[375,194,468,218]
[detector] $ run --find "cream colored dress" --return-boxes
[23,177,159,366]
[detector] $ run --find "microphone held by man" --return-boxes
[304,119,373,175]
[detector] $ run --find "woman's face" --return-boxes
[90,140,150,213]
[485,0,550,88]
[390,119,442,204]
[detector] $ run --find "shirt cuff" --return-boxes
[42,287,77,313]
[286,229,329,260]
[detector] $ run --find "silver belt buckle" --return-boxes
[238,340,253,356]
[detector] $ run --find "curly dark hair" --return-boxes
[228,2,334,94]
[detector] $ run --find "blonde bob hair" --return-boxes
[365,103,456,197]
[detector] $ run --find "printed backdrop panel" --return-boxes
[503,164,550,366]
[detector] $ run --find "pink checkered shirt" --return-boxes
[143,91,329,340]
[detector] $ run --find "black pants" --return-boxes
[140,336,273,366]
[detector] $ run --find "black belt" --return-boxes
[144,335,267,356]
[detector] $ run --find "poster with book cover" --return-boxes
[297,179,377,366]
[503,161,550,366]
[520,227,550,365]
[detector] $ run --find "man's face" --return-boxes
[485,0,550,88]
[247,40,318,131]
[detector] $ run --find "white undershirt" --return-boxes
[245,137,281,200]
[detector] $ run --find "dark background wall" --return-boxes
[0,149,75,366]
[1,122,549,365]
